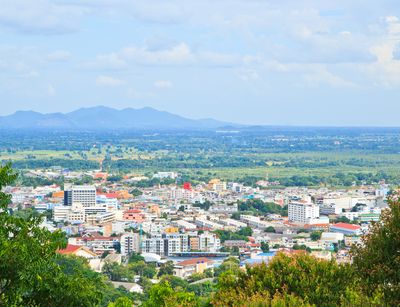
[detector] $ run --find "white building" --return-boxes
[121,233,141,256]
[288,202,319,224]
[198,232,220,252]
[65,185,96,207]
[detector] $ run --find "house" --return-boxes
[174,257,214,279]
[58,244,97,259]
[330,223,361,236]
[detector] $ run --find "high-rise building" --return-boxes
[120,233,141,256]
[288,202,320,224]
[64,185,96,207]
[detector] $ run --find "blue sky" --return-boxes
[1,0,400,126]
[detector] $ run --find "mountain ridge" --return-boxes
[0,106,234,130]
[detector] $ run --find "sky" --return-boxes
[1,0,400,126]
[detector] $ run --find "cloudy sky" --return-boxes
[1,0,400,126]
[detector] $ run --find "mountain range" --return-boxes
[0,106,233,130]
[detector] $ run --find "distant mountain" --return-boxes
[0,106,234,130]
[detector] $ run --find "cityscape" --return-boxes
[1,1,400,306]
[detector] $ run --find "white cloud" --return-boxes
[0,0,83,35]
[95,75,125,86]
[126,88,156,99]
[236,69,259,81]
[154,80,173,89]
[303,67,357,88]
[47,84,56,96]
[364,15,400,87]
[121,43,195,65]
[46,50,71,62]
[85,42,249,69]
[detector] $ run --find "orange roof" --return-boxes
[58,244,81,255]
[332,223,360,230]
[177,257,213,266]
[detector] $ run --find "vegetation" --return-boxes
[352,195,400,305]
[238,199,288,216]
[3,129,400,188]
[0,163,134,306]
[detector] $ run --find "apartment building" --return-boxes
[288,202,319,223]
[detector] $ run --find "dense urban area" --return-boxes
[1,128,399,306]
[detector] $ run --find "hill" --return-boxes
[0,106,232,130]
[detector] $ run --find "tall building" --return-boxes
[64,185,96,208]
[288,202,320,224]
[120,233,141,256]
[63,190,72,206]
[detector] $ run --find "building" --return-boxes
[120,233,141,256]
[288,202,319,224]
[64,185,96,207]
[58,244,97,259]
[198,232,220,252]
[174,258,214,279]
[142,236,165,256]
[330,223,361,236]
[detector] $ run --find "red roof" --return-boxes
[58,244,81,255]
[177,257,213,266]
[332,223,360,230]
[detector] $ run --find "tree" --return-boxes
[157,261,175,278]
[130,188,143,197]
[264,226,276,233]
[129,261,156,279]
[352,195,400,305]
[310,231,322,241]
[237,226,253,237]
[128,252,145,264]
[213,252,379,306]
[0,163,104,306]
[107,296,134,307]
[260,242,269,253]
[102,262,132,282]
[143,281,198,307]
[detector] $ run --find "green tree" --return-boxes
[265,226,276,233]
[237,226,253,237]
[107,296,134,307]
[128,252,145,264]
[214,252,378,306]
[0,163,104,306]
[261,242,269,253]
[157,261,175,278]
[102,262,132,282]
[143,281,198,307]
[352,195,400,305]
[129,261,156,279]
[310,231,322,241]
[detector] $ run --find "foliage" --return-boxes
[352,195,400,305]
[193,200,213,211]
[264,226,276,233]
[142,281,198,307]
[213,252,379,306]
[0,163,104,306]
[261,242,269,252]
[238,199,288,216]
[128,252,145,264]
[158,261,175,278]
[129,261,156,279]
[310,231,322,241]
[214,229,249,243]
[102,262,133,282]
[130,188,143,197]
[107,296,134,307]
[236,226,253,237]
